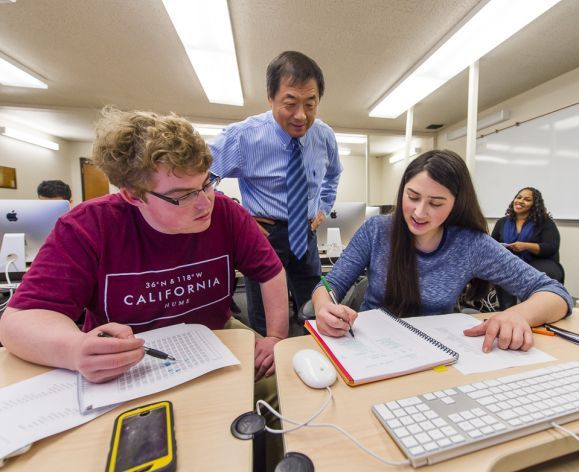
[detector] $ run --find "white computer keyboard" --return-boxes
[372,361,579,467]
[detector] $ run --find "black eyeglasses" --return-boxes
[148,172,221,206]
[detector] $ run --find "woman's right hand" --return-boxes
[315,302,358,337]
[71,323,145,383]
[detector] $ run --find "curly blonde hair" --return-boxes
[92,106,213,199]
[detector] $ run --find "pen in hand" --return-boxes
[98,331,177,361]
[321,275,355,338]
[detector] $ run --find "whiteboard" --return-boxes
[475,103,579,220]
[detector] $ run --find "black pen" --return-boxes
[544,324,579,345]
[98,331,177,361]
[321,275,354,337]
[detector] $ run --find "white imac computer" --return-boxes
[365,206,381,219]
[0,199,69,276]
[317,202,366,256]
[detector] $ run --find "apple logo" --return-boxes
[6,210,17,222]
[330,210,337,219]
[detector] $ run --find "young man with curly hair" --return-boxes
[0,106,289,384]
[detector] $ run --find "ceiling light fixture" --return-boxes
[334,133,367,144]
[0,126,59,150]
[0,54,47,89]
[338,147,352,156]
[369,0,562,119]
[162,0,243,106]
[389,147,419,164]
[192,124,225,136]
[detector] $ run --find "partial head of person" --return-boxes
[387,149,488,316]
[506,186,550,225]
[92,106,218,235]
[37,180,72,203]
[266,50,325,138]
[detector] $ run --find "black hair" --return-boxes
[266,51,325,100]
[37,180,72,201]
[505,187,551,225]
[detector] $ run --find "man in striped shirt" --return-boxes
[210,51,342,335]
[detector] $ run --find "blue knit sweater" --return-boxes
[323,215,572,316]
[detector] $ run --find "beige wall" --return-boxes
[0,122,92,205]
[369,135,436,205]
[439,66,579,298]
[0,123,69,200]
[335,153,366,202]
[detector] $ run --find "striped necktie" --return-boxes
[287,138,308,259]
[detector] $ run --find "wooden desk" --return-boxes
[0,329,254,471]
[275,313,579,471]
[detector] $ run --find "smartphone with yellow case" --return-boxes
[106,401,176,472]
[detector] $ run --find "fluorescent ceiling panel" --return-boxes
[0,126,59,150]
[389,147,419,164]
[0,56,47,89]
[335,133,367,144]
[162,0,243,106]
[370,0,562,119]
[192,123,225,136]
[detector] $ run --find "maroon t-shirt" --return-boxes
[9,193,282,333]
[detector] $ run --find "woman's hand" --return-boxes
[71,323,145,383]
[315,302,358,337]
[463,312,533,352]
[505,241,528,252]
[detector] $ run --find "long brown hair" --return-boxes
[385,150,489,316]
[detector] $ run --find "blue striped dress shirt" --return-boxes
[209,111,342,220]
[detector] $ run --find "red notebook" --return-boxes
[305,309,458,386]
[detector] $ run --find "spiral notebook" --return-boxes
[304,309,459,386]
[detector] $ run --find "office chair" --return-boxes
[296,276,368,325]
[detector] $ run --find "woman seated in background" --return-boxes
[313,150,572,352]
[491,187,564,310]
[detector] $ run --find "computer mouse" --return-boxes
[292,349,337,389]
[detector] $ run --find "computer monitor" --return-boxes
[0,199,69,273]
[317,201,366,250]
[365,206,380,219]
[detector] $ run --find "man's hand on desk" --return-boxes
[72,323,145,383]
[254,336,282,381]
[310,211,325,231]
[463,312,533,353]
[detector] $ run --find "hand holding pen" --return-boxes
[321,275,355,338]
[98,331,176,361]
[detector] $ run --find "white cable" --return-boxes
[551,422,579,441]
[256,387,410,467]
[5,259,15,287]
[256,387,334,434]
[0,260,16,310]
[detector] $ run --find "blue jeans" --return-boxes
[245,221,321,336]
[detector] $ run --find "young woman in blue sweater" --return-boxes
[313,150,571,352]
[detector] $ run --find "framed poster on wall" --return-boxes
[0,166,17,189]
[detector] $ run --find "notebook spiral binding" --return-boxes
[382,309,460,360]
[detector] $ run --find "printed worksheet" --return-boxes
[405,313,555,374]
[78,323,239,412]
[0,369,113,460]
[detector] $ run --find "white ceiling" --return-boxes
[1,0,578,147]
